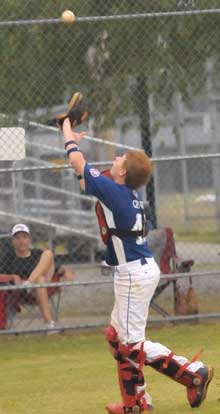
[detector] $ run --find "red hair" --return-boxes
[124,150,152,189]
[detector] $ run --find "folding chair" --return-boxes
[147,227,194,317]
[0,273,62,330]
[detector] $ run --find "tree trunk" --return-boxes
[136,74,157,228]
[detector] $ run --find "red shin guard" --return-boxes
[117,359,148,411]
[146,352,214,408]
[105,326,148,412]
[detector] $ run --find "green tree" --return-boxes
[1,0,220,224]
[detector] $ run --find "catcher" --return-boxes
[58,93,213,413]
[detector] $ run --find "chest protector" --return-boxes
[95,169,148,245]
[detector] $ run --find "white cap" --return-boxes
[11,223,30,237]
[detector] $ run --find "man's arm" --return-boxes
[0,273,23,285]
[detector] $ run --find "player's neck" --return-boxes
[114,176,126,185]
[15,249,31,258]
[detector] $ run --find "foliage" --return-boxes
[1,1,220,131]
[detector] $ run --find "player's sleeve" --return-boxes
[83,163,120,209]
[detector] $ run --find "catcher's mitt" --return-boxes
[49,91,88,129]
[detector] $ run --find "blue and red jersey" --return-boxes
[84,163,153,266]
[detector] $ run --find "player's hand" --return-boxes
[62,118,86,144]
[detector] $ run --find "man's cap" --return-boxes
[11,223,30,237]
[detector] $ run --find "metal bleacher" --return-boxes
[0,126,102,262]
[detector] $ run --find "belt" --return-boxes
[140,257,148,266]
[115,257,149,273]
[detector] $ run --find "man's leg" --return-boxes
[144,340,214,408]
[35,277,53,323]
[28,250,55,284]
[28,250,55,323]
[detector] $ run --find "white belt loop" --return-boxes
[114,257,152,273]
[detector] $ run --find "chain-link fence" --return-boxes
[0,1,220,333]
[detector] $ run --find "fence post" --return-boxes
[206,60,220,231]
[174,93,190,232]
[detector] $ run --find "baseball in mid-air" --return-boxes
[61,10,76,24]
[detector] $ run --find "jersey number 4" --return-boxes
[131,213,146,245]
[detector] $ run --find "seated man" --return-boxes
[0,223,75,328]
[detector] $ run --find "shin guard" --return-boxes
[117,360,148,412]
[146,352,200,387]
[116,341,149,412]
[105,325,120,359]
[105,326,150,413]
[146,352,214,407]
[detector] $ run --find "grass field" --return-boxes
[0,323,219,414]
[157,192,220,244]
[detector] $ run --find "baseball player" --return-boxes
[61,117,213,413]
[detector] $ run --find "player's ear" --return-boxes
[119,167,126,177]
